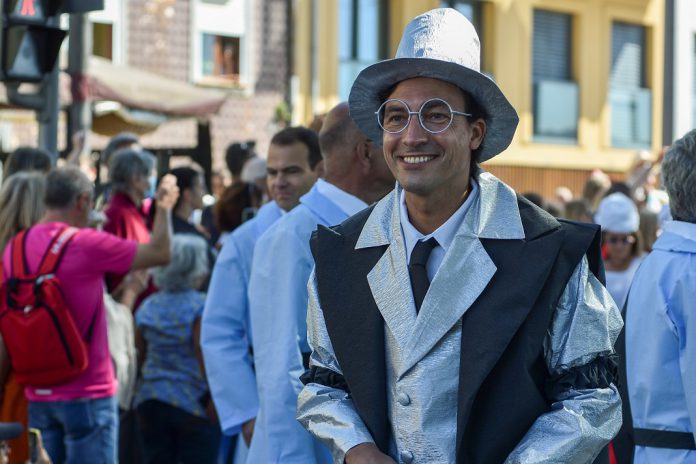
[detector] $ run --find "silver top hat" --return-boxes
[349,8,519,162]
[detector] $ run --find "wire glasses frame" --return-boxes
[375,98,473,134]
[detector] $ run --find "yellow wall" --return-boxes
[487,0,664,173]
[292,0,664,174]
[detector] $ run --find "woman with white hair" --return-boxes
[133,235,220,464]
[595,192,644,308]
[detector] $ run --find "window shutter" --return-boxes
[533,10,571,81]
[610,23,645,88]
[610,22,650,147]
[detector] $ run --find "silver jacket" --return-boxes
[297,172,623,464]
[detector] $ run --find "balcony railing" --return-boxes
[609,86,651,148]
[533,79,578,144]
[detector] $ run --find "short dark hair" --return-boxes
[225,141,255,177]
[270,127,322,169]
[5,147,51,178]
[45,166,93,209]
[168,166,202,210]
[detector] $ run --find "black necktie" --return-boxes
[409,238,438,314]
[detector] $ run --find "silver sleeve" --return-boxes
[296,270,375,464]
[505,256,624,464]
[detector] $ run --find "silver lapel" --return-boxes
[358,172,526,376]
[360,190,416,357]
[401,231,495,375]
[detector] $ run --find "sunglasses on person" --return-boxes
[605,235,636,245]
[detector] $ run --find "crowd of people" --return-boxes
[0,7,694,464]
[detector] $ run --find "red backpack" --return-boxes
[0,226,92,387]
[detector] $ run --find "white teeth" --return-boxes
[402,156,434,164]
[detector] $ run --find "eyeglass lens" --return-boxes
[378,99,454,134]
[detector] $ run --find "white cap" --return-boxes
[240,157,267,183]
[594,193,640,234]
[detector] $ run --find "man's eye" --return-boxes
[424,111,449,123]
[385,113,405,123]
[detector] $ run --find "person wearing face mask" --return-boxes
[594,193,644,309]
[103,149,159,301]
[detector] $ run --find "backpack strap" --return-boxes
[9,229,31,280]
[37,227,79,276]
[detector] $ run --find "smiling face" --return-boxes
[382,78,485,204]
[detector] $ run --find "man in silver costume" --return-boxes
[297,8,623,464]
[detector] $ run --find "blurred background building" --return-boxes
[0,0,695,197]
[292,0,693,197]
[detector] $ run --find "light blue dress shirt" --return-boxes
[247,181,367,464]
[626,220,696,463]
[201,201,283,435]
[400,181,479,280]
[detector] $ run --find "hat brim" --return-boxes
[349,58,519,162]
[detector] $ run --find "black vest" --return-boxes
[309,196,613,464]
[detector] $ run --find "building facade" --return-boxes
[0,0,291,172]
[291,0,666,198]
[667,0,696,144]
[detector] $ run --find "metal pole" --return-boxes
[67,13,93,140]
[37,64,60,163]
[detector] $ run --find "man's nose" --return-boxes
[274,173,289,186]
[401,114,428,145]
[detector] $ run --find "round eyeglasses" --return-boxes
[375,98,473,134]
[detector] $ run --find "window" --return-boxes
[609,22,651,148]
[532,10,578,143]
[201,33,240,82]
[92,22,113,60]
[88,0,124,63]
[193,0,249,88]
[338,0,389,100]
[439,1,483,34]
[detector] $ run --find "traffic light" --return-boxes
[0,0,67,82]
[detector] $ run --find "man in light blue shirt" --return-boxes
[201,127,322,452]
[624,128,696,463]
[247,102,394,463]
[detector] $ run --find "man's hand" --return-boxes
[155,174,179,210]
[241,418,255,447]
[345,443,396,464]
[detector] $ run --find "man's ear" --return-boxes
[469,119,487,151]
[76,192,91,212]
[356,140,372,170]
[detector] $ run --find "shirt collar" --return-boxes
[315,178,368,217]
[399,180,479,259]
[662,220,696,242]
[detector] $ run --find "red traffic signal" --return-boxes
[1,0,67,82]
[4,0,63,23]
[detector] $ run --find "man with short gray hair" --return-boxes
[623,128,696,463]
[0,166,178,464]
[247,104,394,463]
